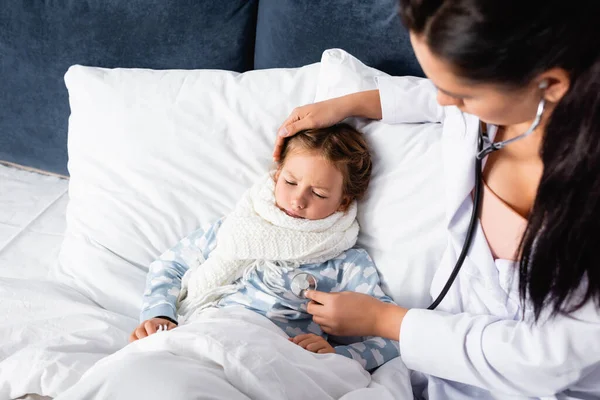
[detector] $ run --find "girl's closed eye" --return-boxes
[313,191,327,199]
[285,180,297,186]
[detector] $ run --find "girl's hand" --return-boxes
[305,290,407,340]
[129,317,177,342]
[289,333,335,354]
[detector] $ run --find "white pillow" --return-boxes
[56,64,321,318]
[316,49,447,308]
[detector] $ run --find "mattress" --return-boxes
[0,164,68,281]
[1,164,126,400]
[0,164,68,399]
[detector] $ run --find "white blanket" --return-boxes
[0,278,135,399]
[56,307,412,400]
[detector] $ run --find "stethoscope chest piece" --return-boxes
[290,272,318,299]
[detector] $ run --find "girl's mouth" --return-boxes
[284,209,304,219]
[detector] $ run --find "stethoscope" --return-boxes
[427,90,546,310]
[292,87,547,309]
[291,272,318,299]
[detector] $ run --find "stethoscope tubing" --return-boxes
[429,98,544,309]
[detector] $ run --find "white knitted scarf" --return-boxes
[177,174,359,320]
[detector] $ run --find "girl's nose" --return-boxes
[292,197,307,210]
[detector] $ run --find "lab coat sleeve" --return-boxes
[375,76,445,124]
[399,302,600,397]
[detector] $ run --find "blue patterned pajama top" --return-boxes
[140,218,400,370]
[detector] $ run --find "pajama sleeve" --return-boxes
[333,249,401,371]
[139,218,223,323]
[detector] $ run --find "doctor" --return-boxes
[274,0,600,398]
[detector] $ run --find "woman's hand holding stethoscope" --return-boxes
[304,290,407,340]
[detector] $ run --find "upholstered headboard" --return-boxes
[0,0,422,176]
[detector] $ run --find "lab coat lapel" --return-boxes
[441,107,479,230]
[434,109,501,313]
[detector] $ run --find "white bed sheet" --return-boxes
[0,165,133,400]
[1,165,72,399]
[0,164,413,399]
[0,164,68,281]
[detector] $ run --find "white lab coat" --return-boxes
[376,76,600,399]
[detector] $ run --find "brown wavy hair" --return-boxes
[278,123,372,206]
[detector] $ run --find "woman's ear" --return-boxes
[537,68,570,103]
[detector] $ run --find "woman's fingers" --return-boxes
[312,315,331,327]
[273,107,321,161]
[273,96,353,160]
[320,325,333,334]
[306,301,326,318]
[273,136,286,162]
[273,122,310,161]
[276,113,300,138]
[305,290,332,305]
[273,113,301,161]
[281,116,316,138]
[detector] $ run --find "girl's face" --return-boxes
[275,150,348,220]
[410,33,544,127]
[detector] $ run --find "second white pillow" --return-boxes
[316,49,447,308]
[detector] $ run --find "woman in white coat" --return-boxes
[274,0,600,398]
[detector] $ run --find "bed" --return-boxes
[0,1,448,399]
[0,165,68,400]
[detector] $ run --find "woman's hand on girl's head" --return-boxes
[273,98,351,161]
[129,317,177,343]
[305,290,406,341]
[273,90,382,161]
